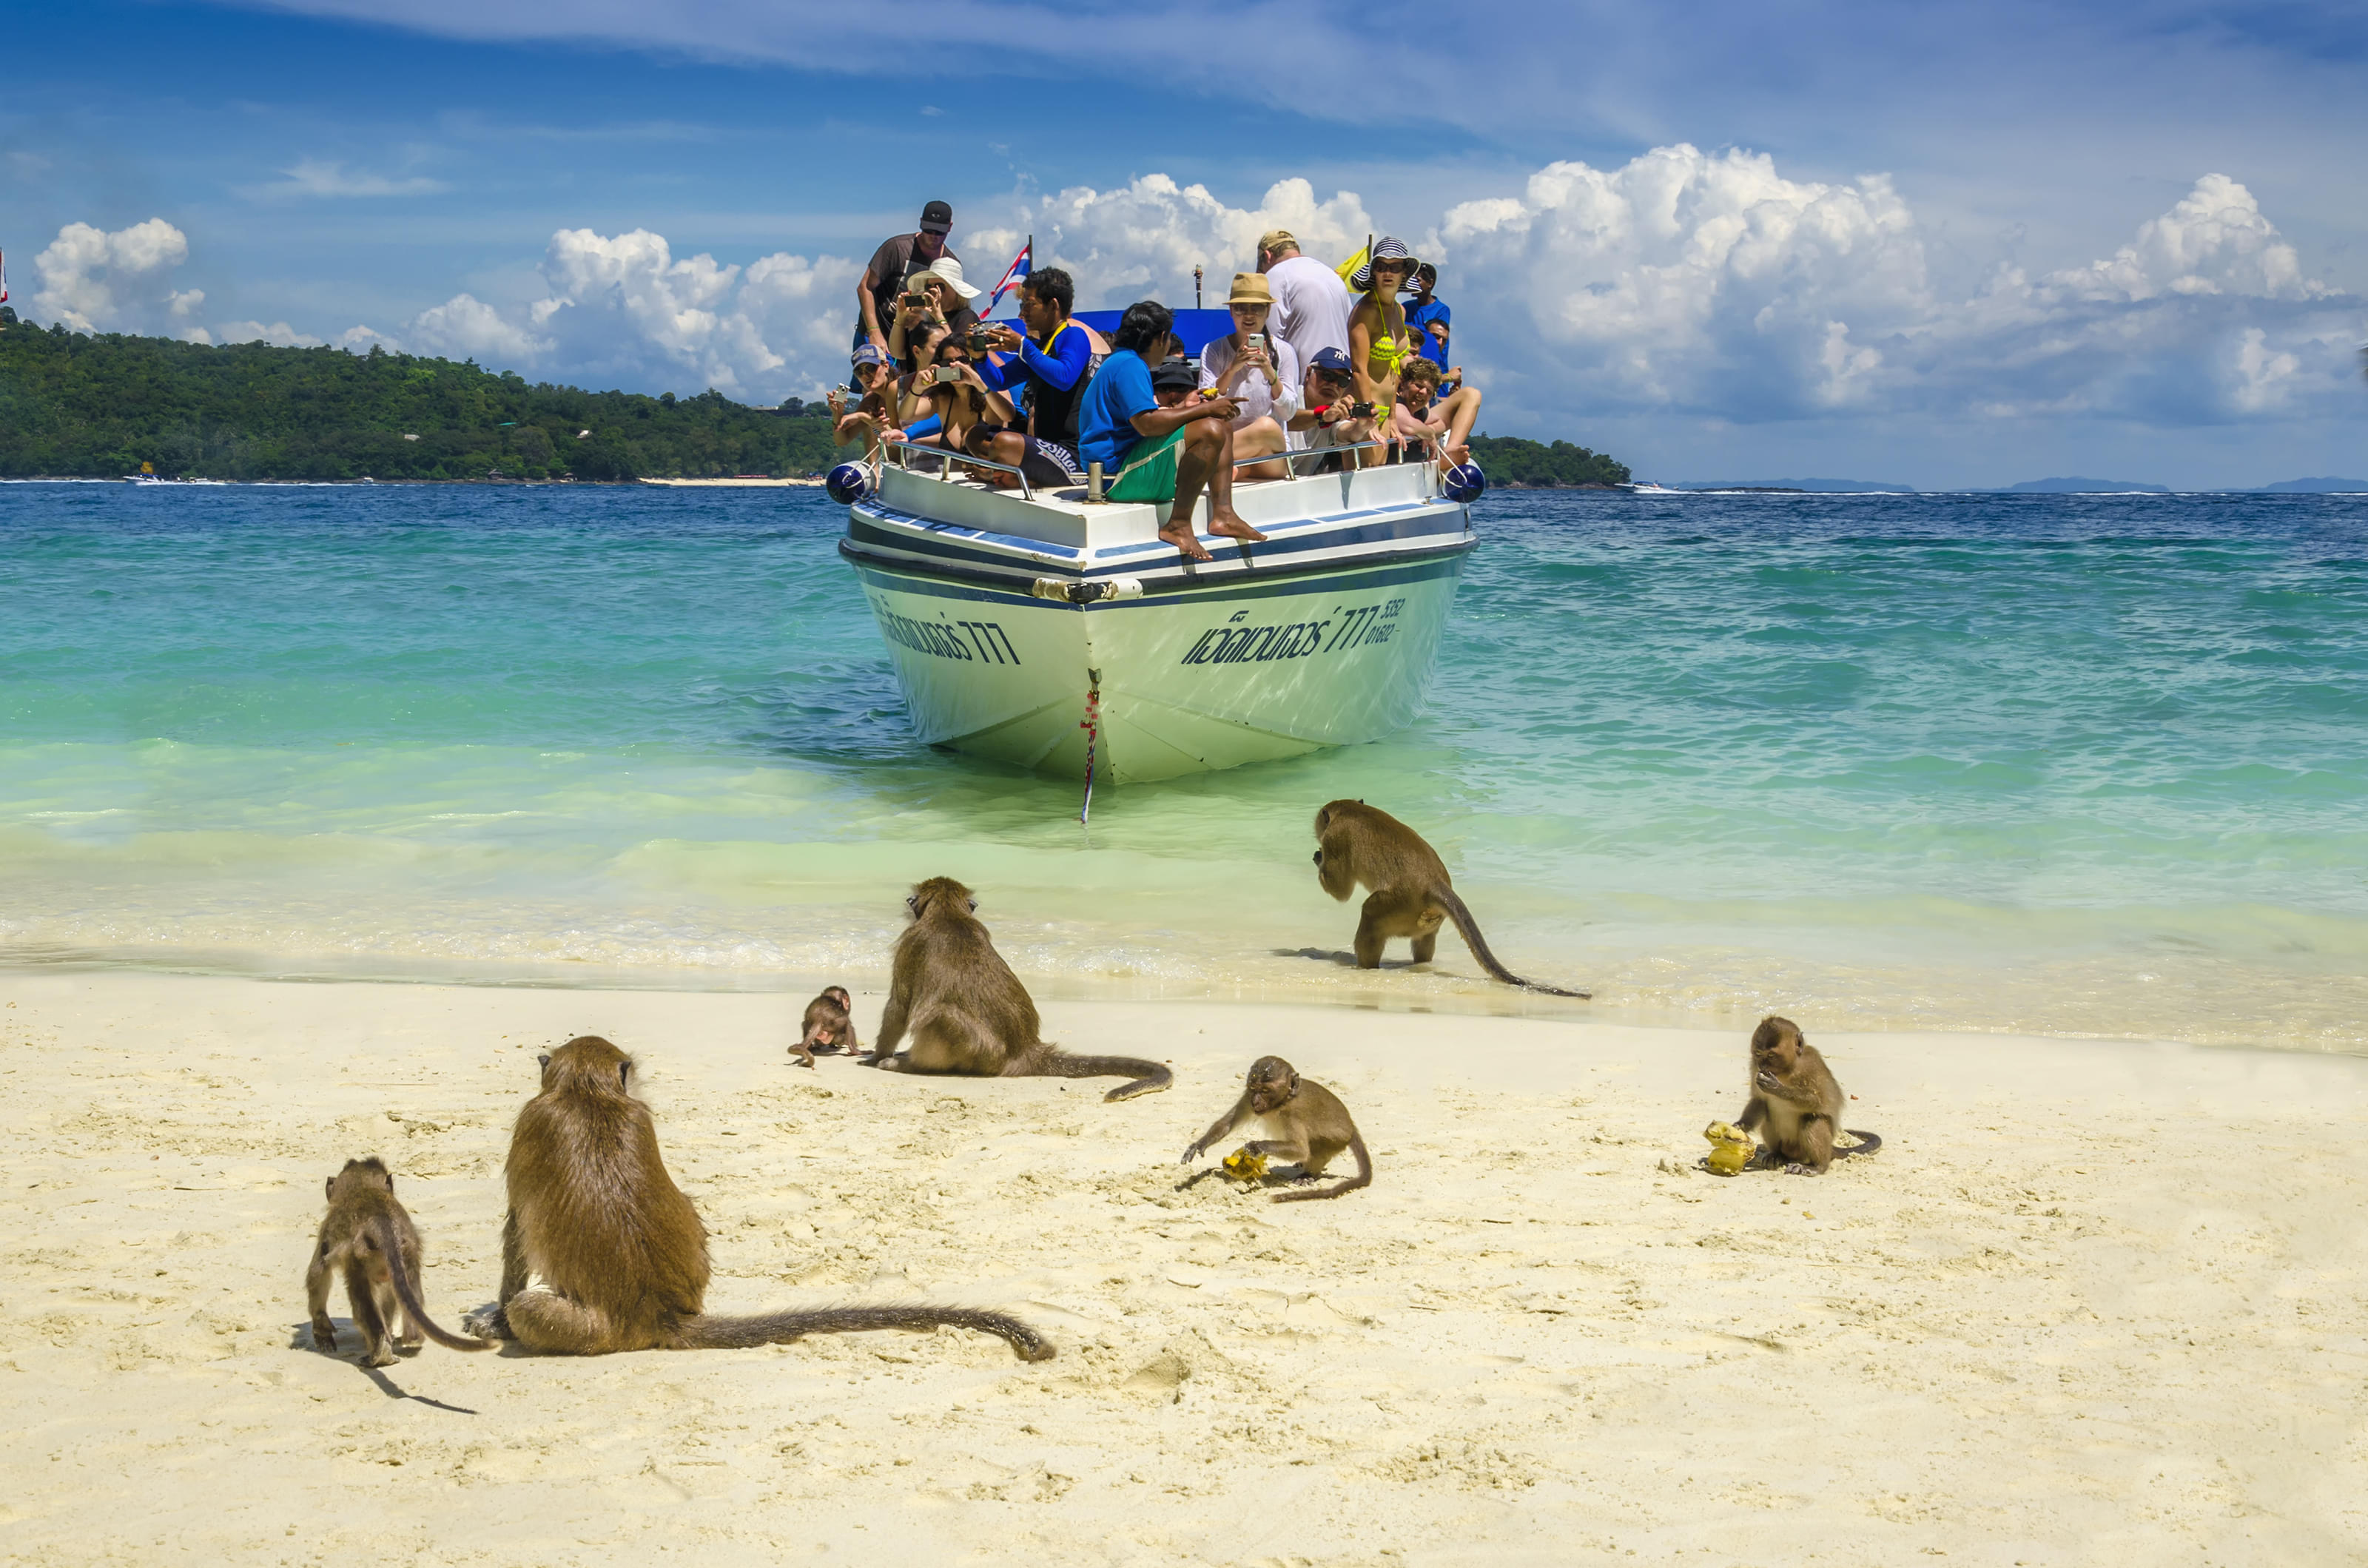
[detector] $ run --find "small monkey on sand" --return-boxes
[1735,1016,1882,1175]
[465,1035,1051,1359]
[1310,800,1588,997]
[1180,1056,1373,1202]
[306,1157,490,1366]
[792,986,860,1069]
[870,877,1171,1101]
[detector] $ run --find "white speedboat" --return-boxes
[838,446,1478,784]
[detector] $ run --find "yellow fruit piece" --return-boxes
[1704,1140,1752,1175]
[1221,1148,1269,1182]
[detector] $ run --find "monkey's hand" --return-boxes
[1178,1142,1205,1165]
[462,1304,515,1342]
[312,1320,337,1352]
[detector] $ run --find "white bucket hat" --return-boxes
[918,257,981,301]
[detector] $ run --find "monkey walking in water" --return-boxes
[1735,1016,1882,1175]
[792,986,861,1069]
[306,1157,491,1367]
[868,877,1171,1102]
[1310,800,1589,997]
[1180,1056,1373,1202]
[463,1036,1052,1360]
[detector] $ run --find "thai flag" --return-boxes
[986,240,1030,311]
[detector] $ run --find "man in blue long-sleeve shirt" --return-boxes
[957,266,1100,490]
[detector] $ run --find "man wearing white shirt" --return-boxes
[1257,229,1352,371]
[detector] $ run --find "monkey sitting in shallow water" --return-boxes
[1735,1016,1882,1175]
[1309,800,1588,997]
[1180,1056,1372,1202]
[306,1156,489,1366]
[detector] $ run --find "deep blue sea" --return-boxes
[4,481,2364,1050]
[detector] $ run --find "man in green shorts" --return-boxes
[1077,300,1268,561]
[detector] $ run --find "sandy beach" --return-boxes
[3,969,2363,1565]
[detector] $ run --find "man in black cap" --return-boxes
[855,200,958,357]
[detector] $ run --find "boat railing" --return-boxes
[1238,438,1403,475]
[880,437,1041,501]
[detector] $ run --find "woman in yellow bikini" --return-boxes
[1345,236,1417,468]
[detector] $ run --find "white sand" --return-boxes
[3,969,2364,1565]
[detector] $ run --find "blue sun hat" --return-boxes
[825,462,871,505]
[1442,461,1487,504]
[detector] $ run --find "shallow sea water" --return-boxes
[4,482,2364,1050]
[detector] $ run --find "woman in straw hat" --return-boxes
[1197,272,1299,482]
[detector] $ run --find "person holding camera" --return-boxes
[1388,357,1482,468]
[890,326,1012,455]
[1194,273,1298,482]
[1288,346,1382,473]
[856,201,960,357]
[827,343,904,459]
[1076,300,1265,561]
[885,259,983,372]
[975,267,1095,447]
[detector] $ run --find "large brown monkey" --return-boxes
[1735,1016,1882,1175]
[1310,800,1589,997]
[1179,1056,1372,1202]
[306,1156,490,1365]
[464,1036,1052,1359]
[869,878,1172,1102]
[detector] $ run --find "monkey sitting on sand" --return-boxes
[1735,1016,1882,1175]
[306,1156,491,1366]
[1310,800,1588,997]
[464,1035,1052,1359]
[867,877,1171,1102]
[792,986,861,1069]
[1180,1056,1372,1202]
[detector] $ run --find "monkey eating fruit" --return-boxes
[868,878,1171,1101]
[1180,1056,1372,1202]
[306,1156,491,1366]
[1735,1016,1882,1175]
[793,986,861,1069]
[464,1035,1052,1360]
[1310,800,1588,997]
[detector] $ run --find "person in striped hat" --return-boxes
[1345,236,1418,435]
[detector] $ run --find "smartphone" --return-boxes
[932,365,966,385]
[1244,334,1265,353]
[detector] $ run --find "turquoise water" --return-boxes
[4,482,2365,1049]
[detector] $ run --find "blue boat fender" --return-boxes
[826,462,872,505]
[1443,462,1487,505]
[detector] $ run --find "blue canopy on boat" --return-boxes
[987,308,1237,359]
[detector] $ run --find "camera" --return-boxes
[966,326,991,354]
[901,289,931,308]
[932,365,966,385]
[1348,400,1376,419]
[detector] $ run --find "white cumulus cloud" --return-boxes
[33,218,195,333]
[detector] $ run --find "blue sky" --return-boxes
[4,0,2364,485]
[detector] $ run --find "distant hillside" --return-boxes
[0,320,837,481]
[1468,434,1630,488]
[2256,477,2368,493]
[1999,477,2170,494]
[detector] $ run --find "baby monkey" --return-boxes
[793,986,861,1069]
[306,1156,490,1366]
[1180,1055,1372,1202]
[1736,1016,1882,1174]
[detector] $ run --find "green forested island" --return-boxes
[0,319,838,481]
[0,317,1629,485]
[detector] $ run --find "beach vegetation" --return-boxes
[1467,434,1631,488]
[0,328,841,481]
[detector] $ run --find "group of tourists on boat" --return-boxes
[827,199,1487,560]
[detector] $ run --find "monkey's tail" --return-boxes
[1436,887,1591,999]
[1043,1052,1174,1103]
[373,1216,493,1353]
[1836,1129,1882,1159]
[1272,1131,1374,1203]
[675,1306,1054,1362]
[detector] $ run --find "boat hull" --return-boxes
[849,551,1465,782]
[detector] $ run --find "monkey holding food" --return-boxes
[463,1035,1052,1360]
[1309,800,1588,997]
[792,986,861,1069]
[306,1156,491,1366]
[1180,1055,1372,1202]
[868,877,1171,1101]
[1735,1015,1882,1174]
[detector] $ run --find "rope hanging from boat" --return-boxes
[1077,676,1102,824]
